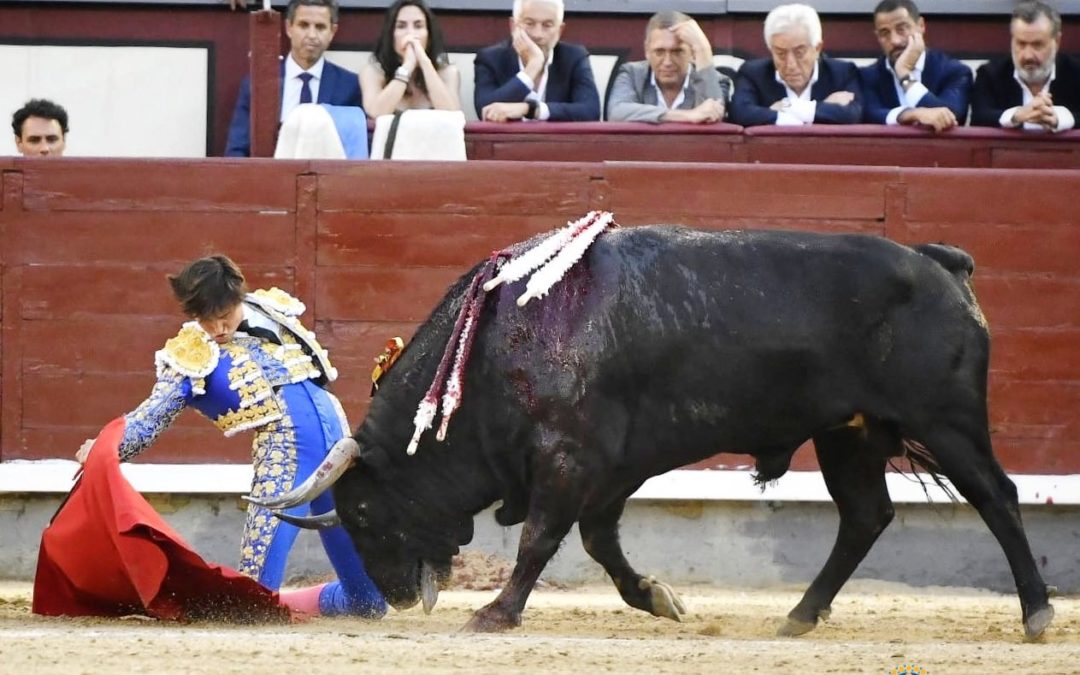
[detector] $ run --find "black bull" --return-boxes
[308,227,1055,638]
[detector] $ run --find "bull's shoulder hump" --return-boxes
[910,243,976,277]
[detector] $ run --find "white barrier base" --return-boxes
[1,460,1076,505]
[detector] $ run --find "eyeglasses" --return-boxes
[650,47,690,61]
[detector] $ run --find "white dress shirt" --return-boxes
[516,56,553,121]
[650,70,691,110]
[281,54,326,122]
[999,65,1076,133]
[885,51,930,125]
[774,62,819,126]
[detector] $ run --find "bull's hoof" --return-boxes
[639,576,686,622]
[1023,605,1054,642]
[461,604,522,633]
[777,605,829,637]
[777,617,816,637]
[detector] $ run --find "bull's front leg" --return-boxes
[463,443,586,632]
[579,496,686,622]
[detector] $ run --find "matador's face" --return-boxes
[198,303,245,344]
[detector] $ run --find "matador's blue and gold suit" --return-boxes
[118,288,385,617]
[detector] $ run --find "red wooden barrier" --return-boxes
[1,159,1076,477]
[464,123,1080,168]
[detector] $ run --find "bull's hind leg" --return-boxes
[579,496,686,621]
[462,436,587,632]
[921,424,1053,641]
[781,423,895,637]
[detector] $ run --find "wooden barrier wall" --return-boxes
[464,124,1080,168]
[0,158,1077,475]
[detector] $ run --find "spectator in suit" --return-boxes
[971,0,1079,132]
[606,11,730,124]
[359,0,461,118]
[11,98,68,157]
[860,0,971,132]
[473,0,601,122]
[729,3,862,127]
[225,0,362,156]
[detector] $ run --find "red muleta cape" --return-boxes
[32,417,292,622]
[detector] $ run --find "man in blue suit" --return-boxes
[225,0,361,156]
[859,0,971,132]
[729,4,862,127]
[473,0,600,123]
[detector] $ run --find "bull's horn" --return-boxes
[243,437,359,510]
[271,509,341,530]
[420,560,440,615]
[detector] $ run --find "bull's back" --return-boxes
[566,227,980,450]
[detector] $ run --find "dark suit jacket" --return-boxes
[224,58,362,157]
[729,57,863,127]
[859,49,972,124]
[473,40,601,121]
[970,53,1080,128]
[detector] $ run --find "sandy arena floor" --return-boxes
[1,578,1078,675]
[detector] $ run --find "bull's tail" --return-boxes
[891,438,959,503]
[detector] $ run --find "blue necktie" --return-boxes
[298,72,314,104]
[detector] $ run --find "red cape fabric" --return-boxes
[32,417,292,622]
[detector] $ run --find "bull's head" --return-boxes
[336,431,463,610]
[248,420,490,612]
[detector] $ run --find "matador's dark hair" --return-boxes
[168,255,247,319]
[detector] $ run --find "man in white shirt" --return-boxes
[729,3,862,127]
[971,0,1079,132]
[473,0,601,123]
[225,0,362,155]
[606,11,730,124]
[859,0,971,132]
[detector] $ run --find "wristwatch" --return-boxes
[394,66,412,83]
[898,74,915,89]
[525,99,539,120]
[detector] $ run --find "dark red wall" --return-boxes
[1,158,1076,475]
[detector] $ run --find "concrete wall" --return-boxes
[3,492,1077,594]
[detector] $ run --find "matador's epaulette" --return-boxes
[246,287,306,317]
[244,288,338,383]
[154,322,219,393]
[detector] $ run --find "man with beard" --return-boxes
[971,0,1079,132]
[473,0,601,122]
[225,0,362,155]
[606,11,730,124]
[859,0,971,132]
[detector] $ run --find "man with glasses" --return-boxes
[859,0,971,132]
[606,11,730,124]
[729,3,862,127]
